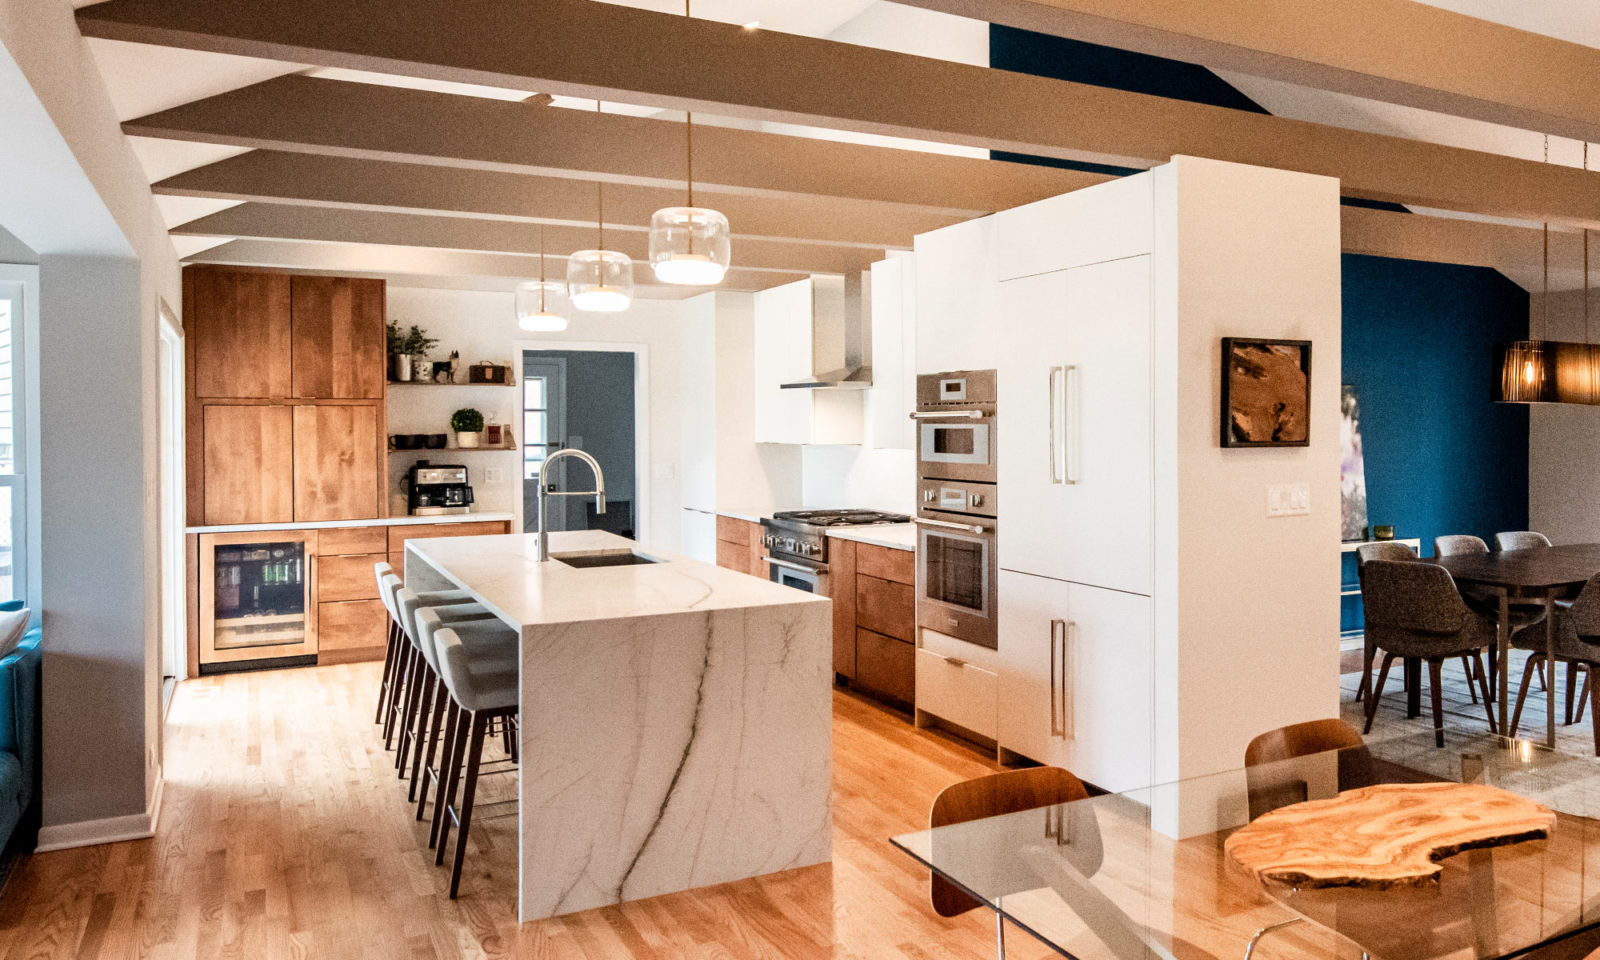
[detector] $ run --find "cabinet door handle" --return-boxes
[1063,365,1080,486]
[1048,366,1065,485]
[1049,618,1063,737]
[1061,620,1076,740]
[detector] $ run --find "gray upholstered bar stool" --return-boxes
[388,578,497,773]
[412,608,518,841]
[429,620,519,899]
[375,567,475,748]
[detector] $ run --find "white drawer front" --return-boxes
[915,646,998,740]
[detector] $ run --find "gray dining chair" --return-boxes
[1360,560,1502,746]
[1496,530,1553,552]
[1352,542,1480,707]
[1508,571,1600,756]
[1434,535,1488,558]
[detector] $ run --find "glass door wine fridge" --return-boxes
[199,530,319,669]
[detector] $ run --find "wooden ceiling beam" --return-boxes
[170,203,877,276]
[896,0,1600,143]
[79,0,1600,227]
[186,239,803,293]
[152,150,960,249]
[123,75,1107,216]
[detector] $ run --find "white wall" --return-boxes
[1528,288,1600,543]
[0,0,181,840]
[1152,156,1344,786]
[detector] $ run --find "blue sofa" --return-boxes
[0,618,40,853]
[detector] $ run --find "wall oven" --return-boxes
[914,370,996,484]
[915,479,998,649]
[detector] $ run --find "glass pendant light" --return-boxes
[516,226,569,332]
[648,0,731,286]
[567,102,634,312]
[1498,134,1560,404]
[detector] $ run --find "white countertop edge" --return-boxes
[825,524,917,552]
[186,512,516,535]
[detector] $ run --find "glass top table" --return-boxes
[892,731,1600,960]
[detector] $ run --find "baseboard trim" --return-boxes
[35,771,164,853]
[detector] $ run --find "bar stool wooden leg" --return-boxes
[384,643,416,751]
[411,675,449,805]
[429,702,463,848]
[436,708,472,866]
[375,619,401,724]
[406,673,441,798]
[448,711,491,899]
[396,654,429,774]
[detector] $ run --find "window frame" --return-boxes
[0,266,41,622]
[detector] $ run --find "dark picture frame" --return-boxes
[1220,337,1312,447]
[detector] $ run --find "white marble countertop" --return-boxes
[187,512,515,535]
[408,530,826,628]
[826,523,917,552]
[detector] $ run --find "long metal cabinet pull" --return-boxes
[1048,366,1065,484]
[1062,620,1076,739]
[1063,365,1080,485]
[1049,619,1061,737]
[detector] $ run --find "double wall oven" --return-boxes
[914,370,998,649]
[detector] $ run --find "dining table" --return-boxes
[1431,543,1600,749]
[892,729,1600,960]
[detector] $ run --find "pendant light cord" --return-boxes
[1543,134,1550,340]
[684,0,696,252]
[596,99,605,254]
[539,224,548,312]
[1586,141,1592,344]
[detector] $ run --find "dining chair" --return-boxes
[1496,530,1553,552]
[1507,571,1600,756]
[1243,719,1366,820]
[1433,535,1488,558]
[1360,560,1502,746]
[1430,534,1546,692]
[1352,543,1480,706]
[929,767,1091,960]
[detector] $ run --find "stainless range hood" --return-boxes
[780,272,873,390]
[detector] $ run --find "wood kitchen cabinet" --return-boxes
[713,515,767,578]
[291,276,385,399]
[201,404,294,525]
[832,539,917,712]
[190,268,292,399]
[293,404,382,522]
[184,266,388,527]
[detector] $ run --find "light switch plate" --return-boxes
[1266,483,1310,518]
[484,467,504,483]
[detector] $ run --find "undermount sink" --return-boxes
[551,551,661,569]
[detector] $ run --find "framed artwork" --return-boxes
[1220,337,1312,447]
[1340,385,1369,540]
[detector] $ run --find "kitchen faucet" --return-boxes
[537,448,607,561]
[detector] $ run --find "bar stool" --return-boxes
[388,579,497,775]
[431,622,519,898]
[374,566,473,744]
[413,608,518,837]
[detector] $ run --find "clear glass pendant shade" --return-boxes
[515,280,569,332]
[649,207,731,285]
[566,249,634,312]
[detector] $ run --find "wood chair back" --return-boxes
[928,766,1088,917]
[1244,719,1365,821]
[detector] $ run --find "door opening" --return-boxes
[159,308,186,700]
[521,347,640,540]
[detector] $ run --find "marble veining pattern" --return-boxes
[405,531,832,921]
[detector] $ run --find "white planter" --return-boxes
[456,431,481,449]
[390,353,413,382]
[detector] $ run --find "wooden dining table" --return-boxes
[1431,543,1600,748]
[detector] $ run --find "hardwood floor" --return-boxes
[0,664,1058,960]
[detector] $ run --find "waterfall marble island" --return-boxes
[403,530,833,921]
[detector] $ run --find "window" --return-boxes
[0,283,26,605]
[523,375,550,481]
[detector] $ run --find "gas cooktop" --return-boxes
[769,509,911,527]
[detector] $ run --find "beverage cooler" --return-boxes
[199,531,318,670]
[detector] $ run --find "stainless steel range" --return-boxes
[760,509,911,594]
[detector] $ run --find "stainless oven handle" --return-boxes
[763,556,820,574]
[908,410,986,420]
[913,517,990,535]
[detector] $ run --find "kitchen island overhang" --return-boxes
[405,530,833,920]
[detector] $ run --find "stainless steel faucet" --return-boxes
[537,448,607,561]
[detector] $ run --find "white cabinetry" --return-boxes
[998,570,1153,792]
[914,216,996,374]
[996,256,1153,595]
[869,255,916,450]
[752,277,862,445]
[992,174,1153,283]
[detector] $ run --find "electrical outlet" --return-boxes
[484,467,504,483]
[1266,483,1311,518]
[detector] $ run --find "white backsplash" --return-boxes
[800,445,916,514]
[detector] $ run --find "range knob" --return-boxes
[800,542,818,556]
[783,537,797,551]
[970,493,984,507]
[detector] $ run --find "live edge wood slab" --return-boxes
[1224,782,1556,889]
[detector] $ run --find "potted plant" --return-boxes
[386,322,439,382]
[451,407,485,448]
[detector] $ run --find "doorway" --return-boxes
[158,308,185,700]
[520,347,640,539]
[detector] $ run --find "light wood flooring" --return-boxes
[0,663,1064,960]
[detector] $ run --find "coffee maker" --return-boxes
[406,461,475,515]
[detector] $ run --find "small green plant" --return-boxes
[450,407,485,433]
[386,322,439,357]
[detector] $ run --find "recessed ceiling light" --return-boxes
[742,20,760,30]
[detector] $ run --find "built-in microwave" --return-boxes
[913,370,996,484]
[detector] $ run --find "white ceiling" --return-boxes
[1411,0,1600,48]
